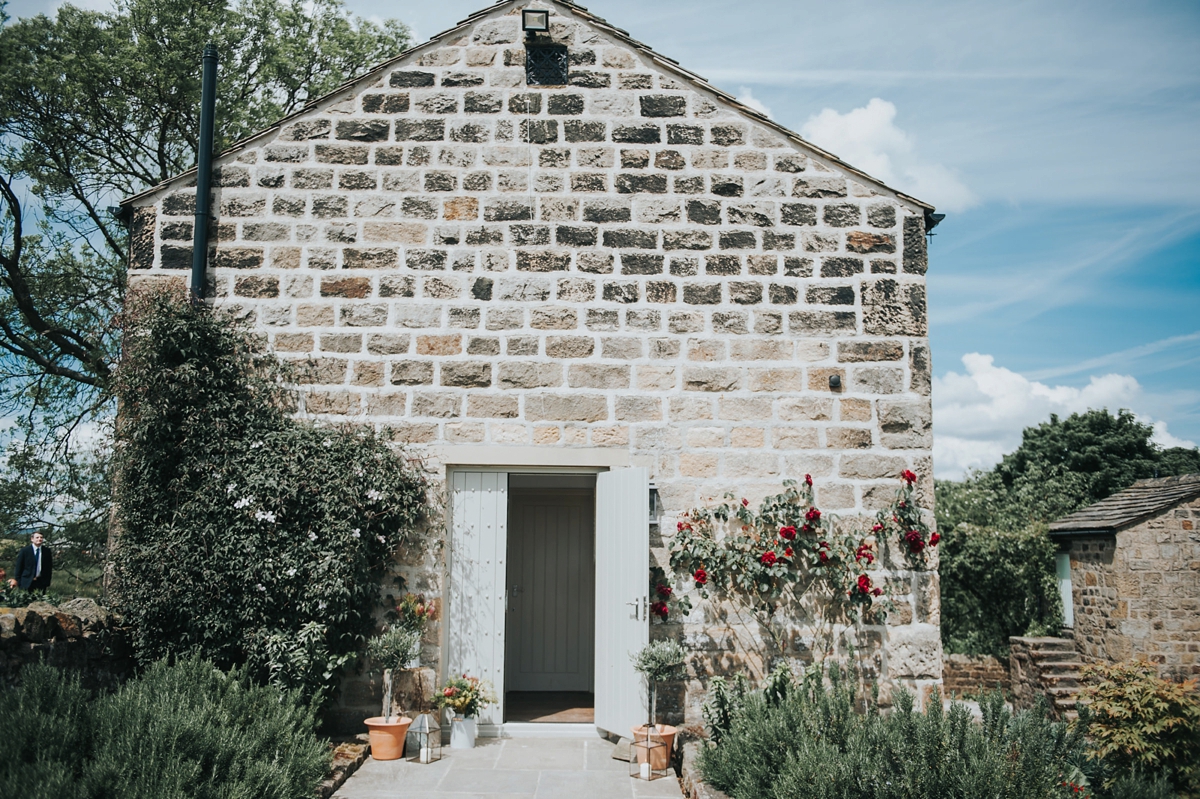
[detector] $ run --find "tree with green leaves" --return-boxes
[0,0,410,568]
[936,408,1200,657]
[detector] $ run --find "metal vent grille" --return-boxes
[525,44,568,86]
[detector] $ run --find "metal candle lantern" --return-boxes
[407,713,442,764]
[630,725,669,781]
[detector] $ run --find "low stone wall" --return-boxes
[942,653,1009,697]
[0,598,135,690]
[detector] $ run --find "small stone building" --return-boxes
[1050,474,1200,679]
[120,0,941,735]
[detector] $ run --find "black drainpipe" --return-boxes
[191,43,218,301]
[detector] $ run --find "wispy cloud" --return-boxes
[931,209,1200,326]
[800,98,976,212]
[1026,331,1200,381]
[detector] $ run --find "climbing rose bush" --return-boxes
[656,474,935,644]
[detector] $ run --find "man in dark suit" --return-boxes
[10,530,53,591]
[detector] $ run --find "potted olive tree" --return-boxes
[631,640,687,772]
[364,626,421,760]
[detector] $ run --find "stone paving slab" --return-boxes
[332,737,685,799]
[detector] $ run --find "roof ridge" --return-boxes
[1049,472,1200,534]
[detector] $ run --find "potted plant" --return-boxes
[364,625,421,760]
[631,640,687,772]
[434,674,497,749]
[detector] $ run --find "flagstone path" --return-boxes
[332,736,686,799]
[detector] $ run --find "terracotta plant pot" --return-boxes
[365,716,412,761]
[631,724,677,771]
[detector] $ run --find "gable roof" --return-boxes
[1048,473,1200,536]
[121,0,935,214]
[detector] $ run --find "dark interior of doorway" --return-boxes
[505,691,595,723]
[504,472,597,719]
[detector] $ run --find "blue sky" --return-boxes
[7,0,1198,477]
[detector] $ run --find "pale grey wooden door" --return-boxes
[447,471,507,729]
[594,467,649,736]
[505,488,596,691]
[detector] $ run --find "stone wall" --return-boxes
[1066,495,1200,680]
[942,653,1009,697]
[0,599,135,690]
[124,0,940,722]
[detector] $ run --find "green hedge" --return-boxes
[0,658,328,799]
[111,290,428,705]
[699,665,1173,799]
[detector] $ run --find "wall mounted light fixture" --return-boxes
[522,8,549,36]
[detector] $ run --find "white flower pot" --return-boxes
[450,716,477,749]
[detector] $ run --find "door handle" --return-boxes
[626,599,640,620]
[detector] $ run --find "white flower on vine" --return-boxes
[255,510,277,523]
[308,531,318,541]
[234,496,254,509]
[255,584,266,592]
[249,440,263,449]
[366,490,382,501]
[377,535,386,543]
[323,439,333,447]
[318,601,327,610]
[226,483,236,495]
[351,529,361,538]
[286,568,297,577]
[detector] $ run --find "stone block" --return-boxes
[684,368,740,392]
[498,362,562,389]
[878,399,932,449]
[440,362,492,388]
[545,336,595,358]
[885,624,942,680]
[526,394,608,422]
[638,365,678,391]
[863,279,927,336]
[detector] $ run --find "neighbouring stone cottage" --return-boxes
[120,0,941,736]
[1050,473,1200,680]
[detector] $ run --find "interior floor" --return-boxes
[504,691,595,723]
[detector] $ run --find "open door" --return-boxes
[594,467,649,736]
[447,471,507,731]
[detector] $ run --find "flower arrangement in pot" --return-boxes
[363,625,421,760]
[434,674,497,749]
[631,640,687,773]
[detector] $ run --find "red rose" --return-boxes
[904,531,925,554]
[872,587,883,597]
[760,551,777,566]
[656,584,673,599]
[871,523,884,533]
[818,551,829,564]
[650,600,669,620]
[804,474,813,486]
[784,547,793,557]
[693,568,708,585]
[930,533,941,547]
[902,469,917,485]
[855,544,874,565]
[741,498,749,507]
[779,525,797,540]
[805,507,821,523]
[856,574,873,594]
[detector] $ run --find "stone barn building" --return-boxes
[121,0,941,736]
[1050,474,1200,680]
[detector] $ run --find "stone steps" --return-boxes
[1009,636,1085,720]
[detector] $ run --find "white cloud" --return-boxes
[735,87,772,119]
[800,98,976,212]
[932,353,1195,479]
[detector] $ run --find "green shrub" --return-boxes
[939,523,1062,658]
[111,290,428,705]
[697,664,1171,799]
[1080,661,1200,795]
[0,658,328,799]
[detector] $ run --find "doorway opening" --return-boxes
[503,473,596,723]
